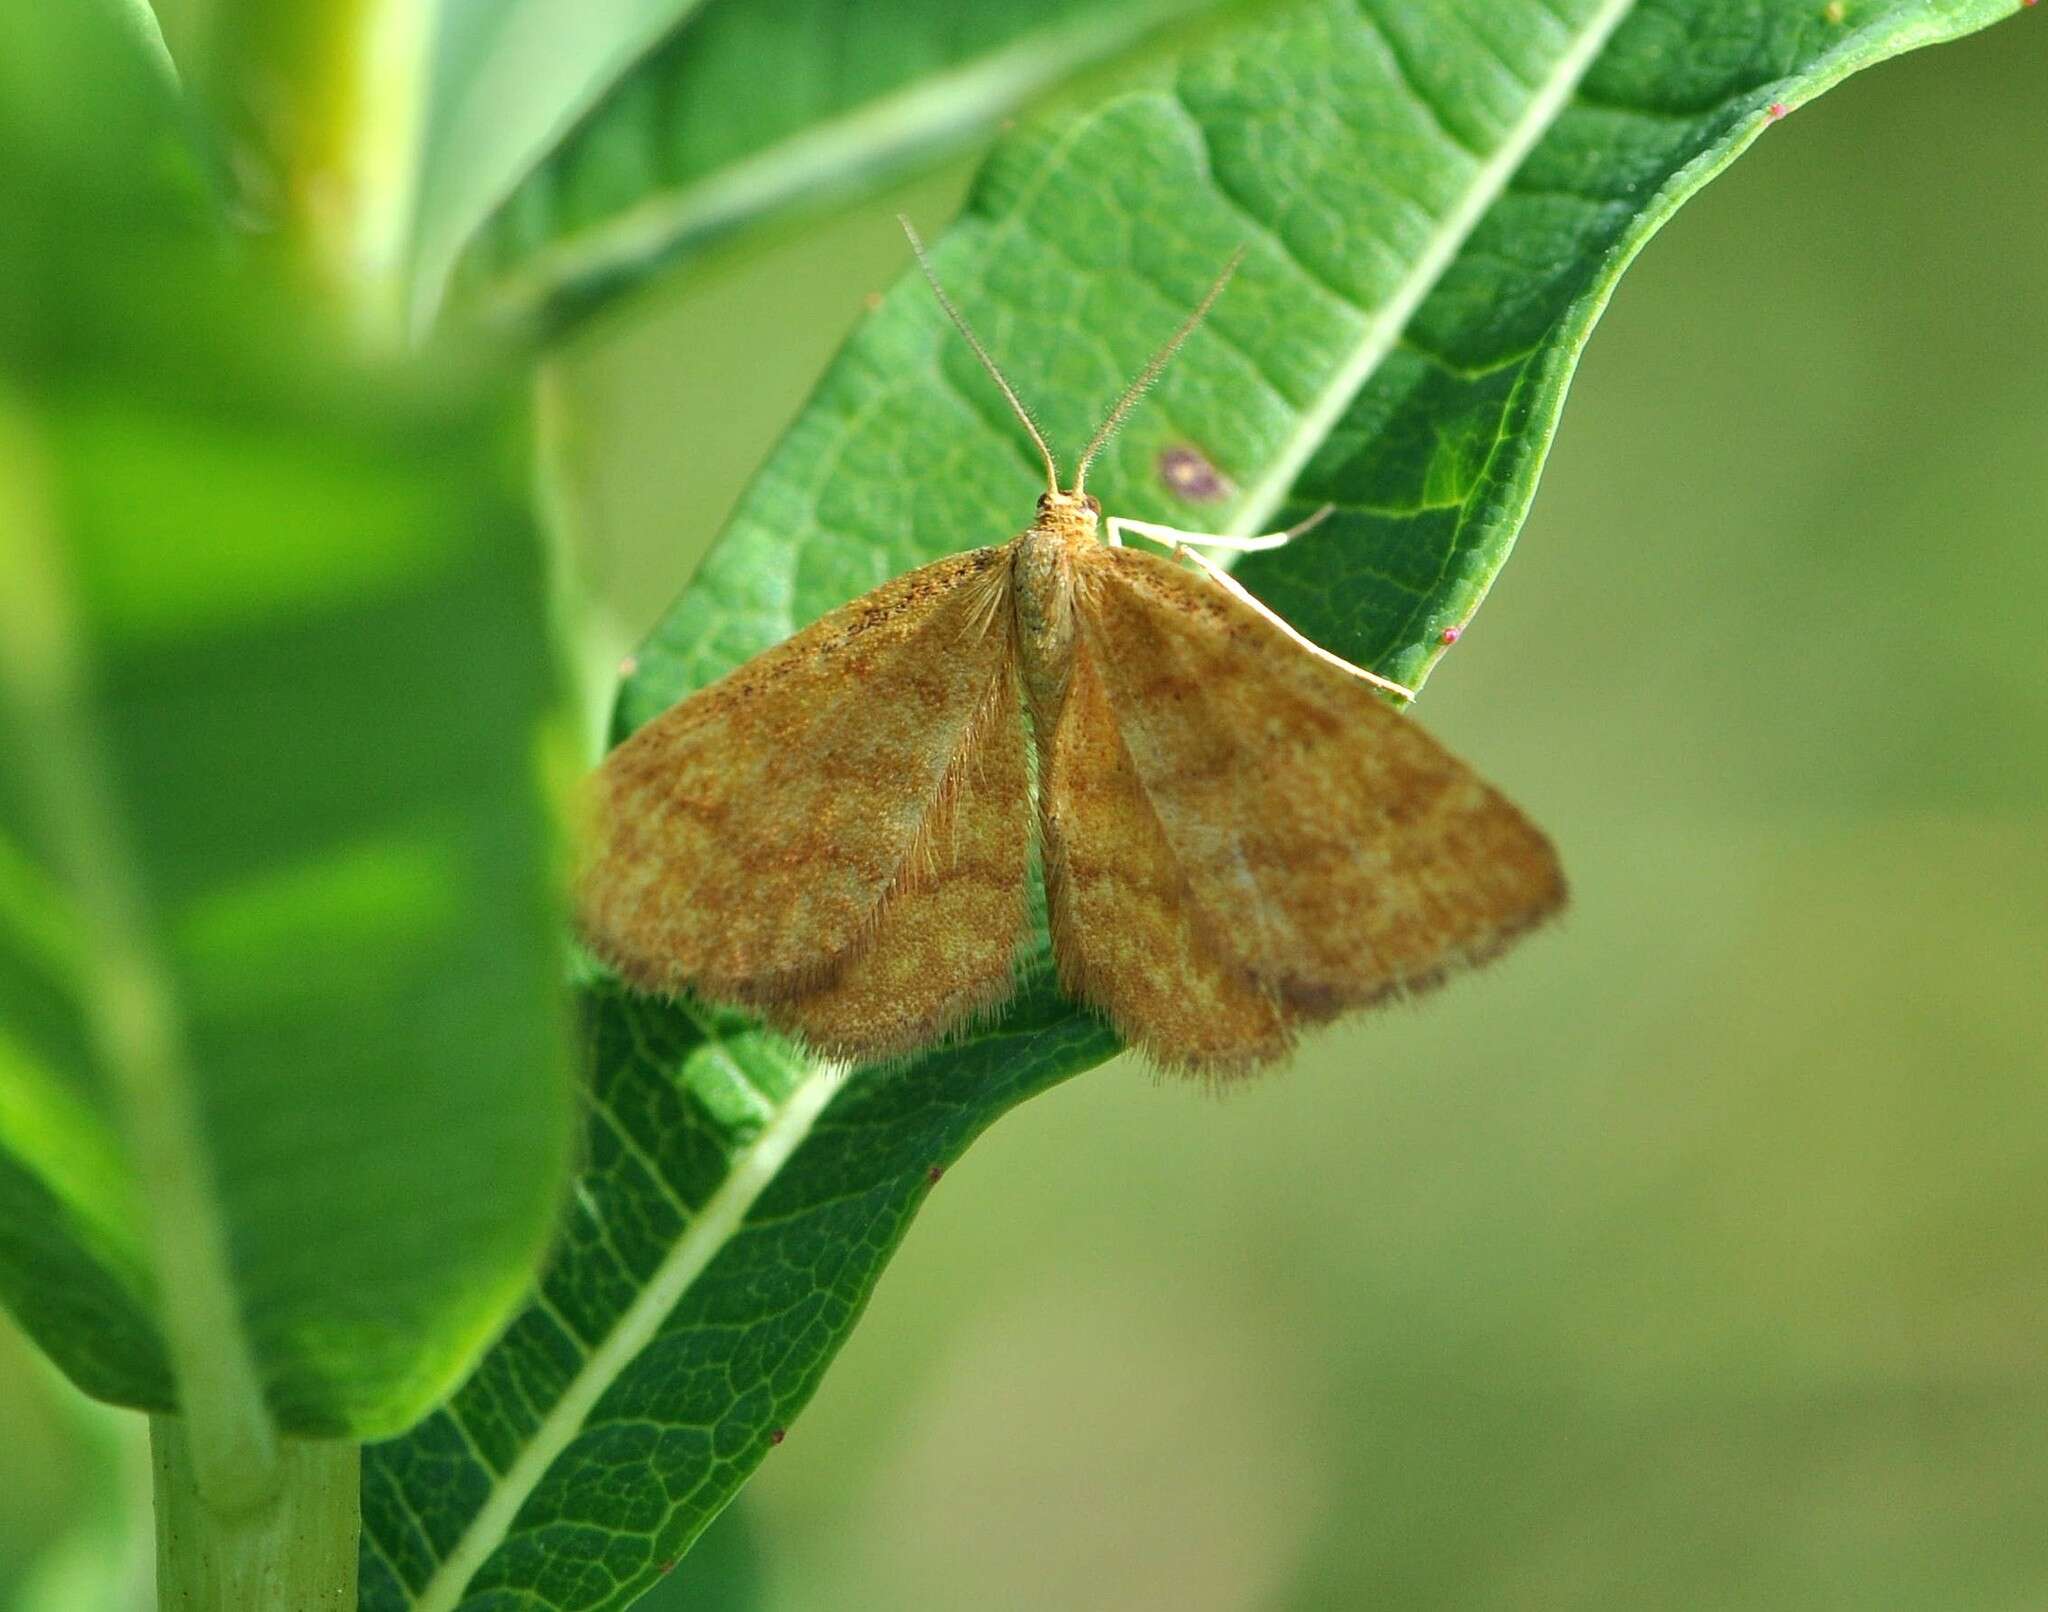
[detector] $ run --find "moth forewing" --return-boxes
[577,546,1029,1044]
[756,643,1035,1061]
[1088,547,1562,1014]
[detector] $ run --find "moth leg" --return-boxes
[1104,508,1413,699]
[1168,541,1416,704]
[1104,504,1334,552]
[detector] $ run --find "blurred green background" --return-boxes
[6,16,2045,1612]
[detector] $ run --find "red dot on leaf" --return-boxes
[1767,101,1789,120]
[927,1164,945,1184]
[769,1427,787,1446]
[1440,625,1463,645]
[657,1560,675,1576]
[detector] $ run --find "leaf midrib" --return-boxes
[408,0,718,335]
[406,1061,843,1612]
[1219,0,1640,535]
[474,0,1218,328]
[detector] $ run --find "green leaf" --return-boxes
[632,1497,765,1612]
[359,982,1110,1611]
[1231,0,2043,695]
[361,0,2024,1606]
[446,0,1253,335]
[0,5,574,1457]
[408,0,719,334]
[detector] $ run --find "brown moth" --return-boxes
[577,223,1565,1076]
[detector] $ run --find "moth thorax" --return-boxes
[1012,521,1081,720]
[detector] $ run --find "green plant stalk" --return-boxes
[152,1419,359,1611]
[198,0,433,343]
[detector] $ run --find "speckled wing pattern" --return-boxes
[761,652,1031,1061]
[1037,601,1295,1071]
[578,546,1032,1058]
[1049,542,1565,1076]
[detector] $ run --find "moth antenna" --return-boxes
[899,216,1061,498]
[1073,247,1245,495]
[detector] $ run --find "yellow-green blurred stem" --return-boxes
[152,1419,359,1611]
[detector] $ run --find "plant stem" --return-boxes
[197,0,433,345]
[153,1419,359,1611]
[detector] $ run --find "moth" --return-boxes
[577,222,1565,1076]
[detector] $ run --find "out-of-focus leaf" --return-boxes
[0,4,574,1444]
[449,0,1255,335]
[407,0,718,333]
[360,2,2027,1609]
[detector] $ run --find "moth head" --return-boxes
[1037,490,1101,519]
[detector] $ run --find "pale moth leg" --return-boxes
[1104,503,1333,552]
[1103,508,1416,702]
